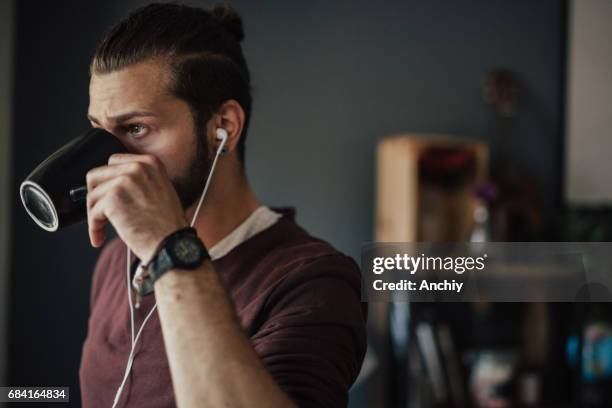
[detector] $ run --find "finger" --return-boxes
[109,153,169,178]
[107,153,142,165]
[86,174,134,212]
[108,153,163,171]
[86,161,146,192]
[86,170,142,247]
[88,194,110,248]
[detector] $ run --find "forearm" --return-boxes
[154,260,296,408]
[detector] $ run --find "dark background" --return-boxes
[5,1,565,406]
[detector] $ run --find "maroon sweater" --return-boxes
[79,210,367,407]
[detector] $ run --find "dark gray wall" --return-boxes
[0,0,14,389]
[8,1,564,406]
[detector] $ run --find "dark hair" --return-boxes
[91,2,252,165]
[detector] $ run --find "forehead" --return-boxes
[88,59,173,115]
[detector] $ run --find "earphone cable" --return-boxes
[111,131,228,407]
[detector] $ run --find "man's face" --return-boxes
[88,59,209,209]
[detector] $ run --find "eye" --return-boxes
[124,124,148,138]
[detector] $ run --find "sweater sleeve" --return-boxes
[250,254,367,408]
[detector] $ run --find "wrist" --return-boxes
[142,221,190,263]
[153,258,212,290]
[135,227,209,296]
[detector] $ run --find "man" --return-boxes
[78,3,367,408]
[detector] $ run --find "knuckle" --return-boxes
[108,186,123,202]
[129,161,145,173]
[118,174,133,186]
[145,154,161,168]
[86,171,94,186]
[146,154,158,164]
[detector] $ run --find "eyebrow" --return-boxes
[87,111,157,125]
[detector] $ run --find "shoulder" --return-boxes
[269,242,360,287]
[258,217,361,290]
[257,220,364,317]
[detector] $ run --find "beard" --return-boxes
[171,131,211,210]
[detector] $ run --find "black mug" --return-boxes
[20,128,127,231]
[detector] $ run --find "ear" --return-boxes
[209,99,245,155]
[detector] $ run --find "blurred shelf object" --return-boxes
[375,134,488,243]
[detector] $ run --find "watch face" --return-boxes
[171,236,203,266]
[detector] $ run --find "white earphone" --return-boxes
[112,128,229,408]
[216,127,228,142]
[216,127,229,155]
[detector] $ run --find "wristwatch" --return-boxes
[136,227,209,295]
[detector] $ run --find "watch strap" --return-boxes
[135,226,208,296]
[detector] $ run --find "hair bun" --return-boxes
[209,4,245,43]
